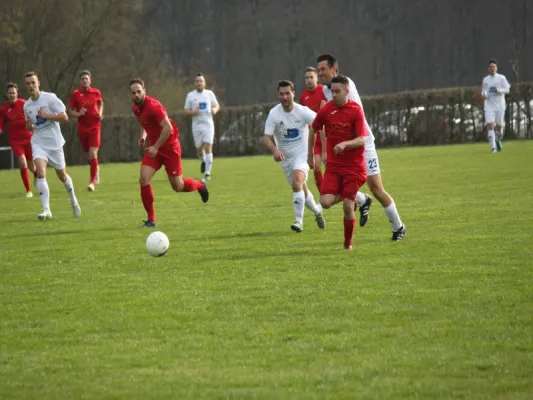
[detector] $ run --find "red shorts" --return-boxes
[10,140,33,160]
[78,127,101,152]
[313,132,323,156]
[141,145,183,177]
[320,170,366,200]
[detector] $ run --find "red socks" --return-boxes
[314,170,323,191]
[343,217,355,246]
[90,158,99,183]
[140,184,155,221]
[182,178,204,192]
[20,168,31,192]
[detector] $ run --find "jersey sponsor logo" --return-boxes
[326,122,350,132]
[489,86,497,94]
[35,115,48,126]
[199,102,207,110]
[284,128,300,139]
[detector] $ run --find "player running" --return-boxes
[184,73,220,181]
[299,66,327,192]
[481,59,510,153]
[308,75,367,250]
[23,71,81,220]
[0,83,36,198]
[130,78,209,228]
[69,70,104,191]
[264,80,325,233]
[317,54,406,240]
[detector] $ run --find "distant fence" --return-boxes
[1,83,532,168]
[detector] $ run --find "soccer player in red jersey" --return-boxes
[130,78,209,228]
[299,66,327,191]
[308,75,367,250]
[69,70,103,192]
[0,82,36,197]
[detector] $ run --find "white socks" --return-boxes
[304,190,321,215]
[63,175,78,205]
[205,153,213,175]
[37,178,50,211]
[293,190,305,223]
[384,201,403,231]
[356,191,368,207]
[488,130,496,151]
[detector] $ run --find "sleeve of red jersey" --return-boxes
[311,108,325,131]
[96,89,103,105]
[151,101,168,125]
[299,92,305,105]
[354,105,368,138]
[0,108,5,131]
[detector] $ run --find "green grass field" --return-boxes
[1,142,532,399]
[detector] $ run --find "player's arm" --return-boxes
[210,92,220,115]
[98,95,104,119]
[183,94,199,116]
[152,117,172,150]
[497,76,511,94]
[0,110,5,134]
[480,78,488,100]
[334,108,366,154]
[309,112,325,167]
[264,113,283,161]
[68,94,82,117]
[137,126,148,147]
[42,95,68,122]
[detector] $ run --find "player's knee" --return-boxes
[139,176,150,186]
[18,158,28,168]
[171,181,184,192]
[320,198,332,209]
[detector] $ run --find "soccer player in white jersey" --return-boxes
[184,73,220,181]
[316,54,406,240]
[481,59,510,153]
[263,80,325,233]
[23,71,81,220]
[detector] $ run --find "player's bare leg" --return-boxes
[34,158,52,219]
[495,124,504,152]
[289,170,307,232]
[55,167,81,218]
[197,145,206,174]
[320,193,342,210]
[87,146,99,191]
[487,122,497,153]
[168,174,209,202]
[17,155,33,198]
[367,174,406,241]
[140,165,157,227]
[302,182,325,230]
[202,142,213,181]
[313,153,323,191]
[342,198,357,250]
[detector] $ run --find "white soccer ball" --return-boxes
[146,231,170,257]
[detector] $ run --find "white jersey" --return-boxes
[184,89,218,129]
[264,103,316,160]
[323,76,375,146]
[481,73,510,110]
[23,91,66,150]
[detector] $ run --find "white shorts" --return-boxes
[32,144,66,170]
[485,107,505,126]
[193,126,215,148]
[281,158,309,185]
[364,143,380,176]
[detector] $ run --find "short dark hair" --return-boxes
[196,72,203,77]
[24,71,38,79]
[6,82,18,91]
[488,59,498,66]
[277,80,295,92]
[331,75,349,86]
[305,66,317,74]
[79,70,91,77]
[129,78,145,88]
[316,53,337,68]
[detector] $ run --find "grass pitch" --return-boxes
[0,142,532,399]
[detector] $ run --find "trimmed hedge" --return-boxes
[57,82,533,165]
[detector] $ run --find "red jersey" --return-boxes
[299,85,327,112]
[69,87,103,131]
[0,99,32,142]
[311,99,367,174]
[132,95,179,149]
